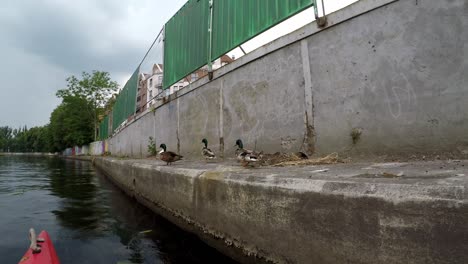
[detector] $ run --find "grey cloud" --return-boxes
[0,0,182,127]
[1,1,142,74]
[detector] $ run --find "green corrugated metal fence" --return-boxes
[163,0,315,89]
[111,68,139,133]
[125,68,139,117]
[99,115,109,140]
[211,0,314,59]
[163,0,210,89]
[112,87,126,132]
[100,0,317,139]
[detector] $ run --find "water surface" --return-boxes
[0,155,236,263]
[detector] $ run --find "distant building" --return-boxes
[185,68,208,83]
[183,55,234,84]
[166,79,189,97]
[185,55,234,83]
[146,64,163,109]
[146,64,188,107]
[136,73,150,114]
[143,55,235,107]
[213,54,234,69]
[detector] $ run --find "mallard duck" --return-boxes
[295,151,309,159]
[235,139,261,167]
[201,138,216,160]
[159,143,183,165]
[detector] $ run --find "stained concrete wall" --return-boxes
[95,157,468,264]
[89,141,106,156]
[108,0,468,159]
[310,0,468,157]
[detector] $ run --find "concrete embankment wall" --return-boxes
[108,0,468,160]
[94,157,468,264]
[62,141,107,157]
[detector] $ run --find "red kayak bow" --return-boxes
[18,229,60,264]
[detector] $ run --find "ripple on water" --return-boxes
[0,156,238,264]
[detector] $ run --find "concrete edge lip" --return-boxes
[117,157,468,204]
[94,156,468,264]
[111,157,208,178]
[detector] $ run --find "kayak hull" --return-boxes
[18,231,60,264]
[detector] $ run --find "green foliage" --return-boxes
[1,70,118,154]
[0,126,13,151]
[104,95,117,113]
[0,125,51,153]
[147,137,157,156]
[56,71,119,108]
[350,128,362,145]
[56,71,119,140]
[49,96,94,152]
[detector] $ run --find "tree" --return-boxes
[56,71,119,140]
[49,96,94,152]
[27,126,51,153]
[0,125,50,153]
[0,126,13,152]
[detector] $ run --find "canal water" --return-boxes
[0,156,237,264]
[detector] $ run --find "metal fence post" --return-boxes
[314,0,327,28]
[208,0,214,80]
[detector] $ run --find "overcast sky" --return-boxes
[0,0,356,128]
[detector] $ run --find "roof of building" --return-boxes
[220,54,234,64]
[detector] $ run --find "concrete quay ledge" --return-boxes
[94,157,468,264]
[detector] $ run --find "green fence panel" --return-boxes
[163,0,210,89]
[113,87,127,132]
[125,67,139,117]
[112,88,124,132]
[211,0,314,60]
[99,115,109,140]
[111,68,139,132]
[106,0,316,133]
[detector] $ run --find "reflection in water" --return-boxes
[48,159,111,238]
[0,156,237,264]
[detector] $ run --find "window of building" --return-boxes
[149,78,153,87]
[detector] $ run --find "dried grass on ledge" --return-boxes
[260,152,304,166]
[272,153,342,167]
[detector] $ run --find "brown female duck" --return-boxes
[159,143,183,165]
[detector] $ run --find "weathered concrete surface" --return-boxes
[95,157,468,264]
[309,0,468,158]
[108,0,468,160]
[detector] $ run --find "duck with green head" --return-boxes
[235,139,261,166]
[159,143,183,165]
[201,138,216,160]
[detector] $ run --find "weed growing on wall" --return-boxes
[148,137,157,156]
